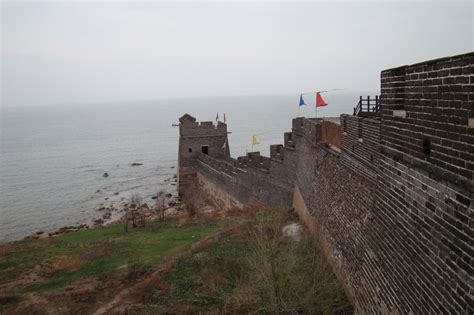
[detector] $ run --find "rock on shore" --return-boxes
[24,224,90,240]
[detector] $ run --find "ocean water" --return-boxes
[0,92,374,241]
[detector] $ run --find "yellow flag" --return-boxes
[252,135,260,145]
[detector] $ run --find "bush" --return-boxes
[124,193,146,232]
[155,191,167,221]
[243,209,353,314]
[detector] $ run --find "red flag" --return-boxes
[316,92,328,107]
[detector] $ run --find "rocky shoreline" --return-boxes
[23,194,182,241]
[23,170,181,241]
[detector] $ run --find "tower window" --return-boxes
[188,148,192,153]
[201,146,209,155]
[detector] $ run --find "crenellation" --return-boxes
[199,121,213,127]
[177,52,473,314]
[284,132,295,148]
[270,144,284,160]
[292,117,305,131]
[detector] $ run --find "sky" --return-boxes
[1,1,472,107]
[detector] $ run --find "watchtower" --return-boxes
[177,113,230,196]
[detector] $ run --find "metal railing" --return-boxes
[353,96,380,116]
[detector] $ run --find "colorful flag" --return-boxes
[316,92,328,107]
[252,135,260,145]
[216,112,219,122]
[299,94,306,106]
[224,113,227,124]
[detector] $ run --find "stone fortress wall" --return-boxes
[177,52,473,314]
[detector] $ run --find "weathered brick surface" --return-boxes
[372,154,472,314]
[375,52,473,314]
[293,117,381,313]
[381,52,474,181]
[178,52,473,314]
[340,115,380,183]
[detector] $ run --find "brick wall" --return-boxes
[381,53,473,181]
[292,116,381,313]
[374,52,473,313]
[340,115,381,182]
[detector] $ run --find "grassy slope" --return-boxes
[156,230,249,312]
[132,210,353,314]
[0,218,220,312]
[0,211,353,314]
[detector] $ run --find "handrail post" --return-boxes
[367,96,370,112]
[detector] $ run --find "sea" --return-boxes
[0,92,375,242]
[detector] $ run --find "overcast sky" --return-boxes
[1,1,472,107]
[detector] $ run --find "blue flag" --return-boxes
[216,112,219,122]
[299,94,306,106]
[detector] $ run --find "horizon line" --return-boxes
[2,89,379,109]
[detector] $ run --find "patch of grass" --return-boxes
[1,240,67,270]
[1,218,221,296]
[159,230,250,311]
[0,224,126,273]
[123,256,153,283]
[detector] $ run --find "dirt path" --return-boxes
[93,232,221,314]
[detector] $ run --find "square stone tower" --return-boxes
[177,113,230,196]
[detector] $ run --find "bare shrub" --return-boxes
[243,209,352,314]
[155,191,167,221]
[123,215,129,233]
[124,192,145,232]
[130,193,142,226]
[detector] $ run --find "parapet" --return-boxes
[380,51,473,182]
[270,144,284,160]
[284,132,295,149]
[291,118,323,147]
[179,114,228,137]
[200,121,213,127]
[292,117,305,132]
[236,151,271,171]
